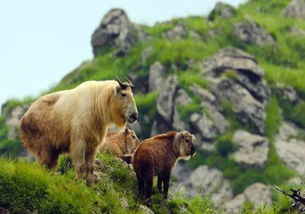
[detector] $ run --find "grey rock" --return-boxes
[173,89,191,131]
[190,84,217,106]
[127,122,142,135]
[139,205,155,214]
[275,122,305,175]
[91,9,139,56]
[233,20,275,46]
[141,46,154,65]
[274,83,299,104]
[202,48,270,103]
[190,84,229,134]
[211,77,266,134]
[232,130,269,168]
[156,75,178,123]
[164,24,186,40]
[189,31,201,40]
[225,183,272,213]
[289,26,305,37]
[282,0,305,18]
[149,62,165,92]
[287,177,302,186]
[150,118,172,136]
[190,113,217,141]
[181,165,233,204]
[5,104,30,140]
[208,2,237,21]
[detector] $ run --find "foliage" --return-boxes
[134,92,158,139]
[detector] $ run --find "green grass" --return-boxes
[0,154,220,214]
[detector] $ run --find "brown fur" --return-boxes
[99,128,140,157]
[20,80,137,185]
[132,131,196,201]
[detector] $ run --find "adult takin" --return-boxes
[99,128,140,158]
[20,78,138,185]
[132,131,196,201]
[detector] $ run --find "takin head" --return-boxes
[112,77,138,126]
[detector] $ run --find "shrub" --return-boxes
[215,134,237,157]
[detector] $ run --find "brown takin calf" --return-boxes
[99,128,140,160]
[132,131,196,201]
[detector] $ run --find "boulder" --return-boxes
[190,84,229,134]
[164,23,186,40]
[202,47,270,103]
[190,113,217,141]
[289,26,305,37]
[139,205,154,214]
[172,89,191,130]
[208,2,236,21]
[156,75,178,123]
[225,183,272,213]
[282,0,305,18]
[5,104,30,140]
[148,62,165,92]
[211,77,266,134]
[232,130,269,168]
[275,122,305,175]
[233,20,275,46]
[141,46,154,65]
[181,165,233,204]
[91,9,140,56]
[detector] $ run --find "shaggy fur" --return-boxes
[132,131,196,201]
[99,128,140,157]
[20,80,137,185]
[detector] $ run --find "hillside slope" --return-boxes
[1,0,305,213]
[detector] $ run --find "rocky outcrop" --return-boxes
[190,113,217,141]
[91,9,143,56]
[4,104,30,140]
[225,183,272,213]
[180,165,233,204]
[208,2,236,21]
[148,62,165,92]
[275,122,305,175]
[233,20,275,46]
[156,75,178,123]
[151,75,191,135]
[202,48,270,134]
[232,130,269,168]
[282,0,305,18]
[164,23,186,40]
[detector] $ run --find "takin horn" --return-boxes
[115,75,127,89]
[125,77,134,89]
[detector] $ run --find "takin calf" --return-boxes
[132,131,196,201]
[20,79,138,185]
[99,128,140,159]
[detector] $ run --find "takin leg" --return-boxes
[162,171,171,199]
[85,146,98,186]
[144,169,153,204]
[70,139,86,181]
[136,173,145,199]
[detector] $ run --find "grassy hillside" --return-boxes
[0,153,216,214]
[1,0,305,213]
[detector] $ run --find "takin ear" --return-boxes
[192,134,196,140]
[178,132,184,140]
[115,85,121,95]
[125,127,129,134]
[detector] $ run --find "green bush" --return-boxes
[134,92,158,138]
[215,134,237,157]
